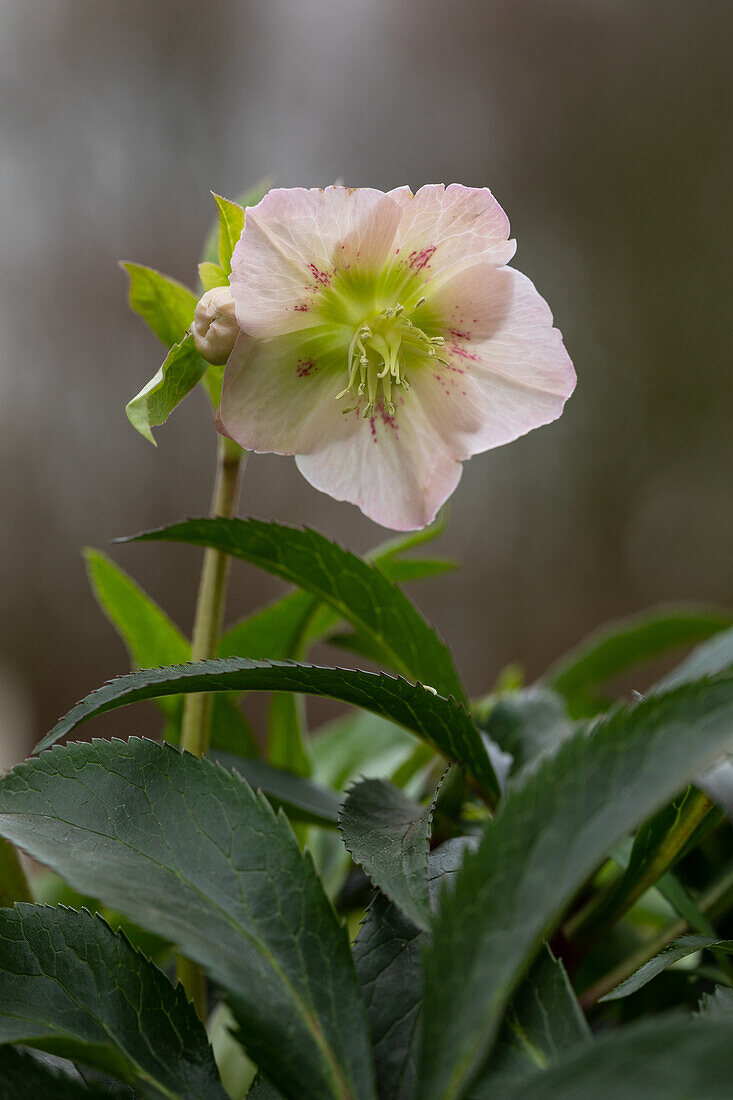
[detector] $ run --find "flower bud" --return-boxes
[191,286,239,365]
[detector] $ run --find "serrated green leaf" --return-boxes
[352,840,475,1100]
[544,606,733,715]
[498,1015,733,1100]
[36,659,498,800]
[118,518,466,703]
[213,194,245,274]
[212,752,340,827]
[198,261,229,292]
[600,935,733,1001]
[420,674,733,1099]
[0,739,375,1100]
[121,263,197,348]
[0,1047,114,1099]
[125,335,207,445]
[0,905,225,1098]
[475,688,575,774]
[247,1078,284,1099]
[339,779,432,930]
[472,946,590,1095]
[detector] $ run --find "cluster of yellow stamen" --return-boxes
[335,297,448,417]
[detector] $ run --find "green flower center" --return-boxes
[335,297,448,418]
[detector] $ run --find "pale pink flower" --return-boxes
[217,184,575,530]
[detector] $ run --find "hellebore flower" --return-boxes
[217,184,575,530]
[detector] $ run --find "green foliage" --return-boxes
[0,1047,115,1098]
[0,739,375,1100]
[0,904,225,1098]
[213,752,340,827]
[601,935,733,1001]
[36,658,500,801]
[119,517,466,702]
[121,263,197,348]
[340,779,433,930]
[420,675,733,1098]
[125,335,208,445]
[212,194,245,274]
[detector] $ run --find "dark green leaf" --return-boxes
[37,659,498,801]
[475,689,574,773]
[353,840,475,1100]
[601,935,733,1001]
[339,779,432,930]
[267,691,311,775]
[420,674,733,1099]
[121,263,197,348]
[247,1077,285,1099]
[212,752,340,827]
[499,1015,733,1100]
[472,947,590,1096]
[545,606,732,714]
[0,739,375,1100]
[0,904,225,1098]
[119,518,466,702]
[0,1048,113,1099]
[125,336,207,445]
[212,194,245,274]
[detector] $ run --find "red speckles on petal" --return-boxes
[307,263,331,286]
[449,328,472,341]
[293,303,309,313]
[296,358,317,378]
[408,245,436,271]
[450,344,479,363]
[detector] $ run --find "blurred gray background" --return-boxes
[2,0,732,762]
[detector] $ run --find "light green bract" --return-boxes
[217,184,576,529]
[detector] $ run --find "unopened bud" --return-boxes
[191,286,239,365]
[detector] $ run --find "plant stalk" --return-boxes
[0,838,32,907]
[580,860,733,1009]
[176,433,245,1013]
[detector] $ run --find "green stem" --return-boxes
[580,861,733,1009]
[176,434,245,1013]
[0,838,32,906]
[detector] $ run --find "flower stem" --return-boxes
[0,838,32,907]
[176,433,245,1013]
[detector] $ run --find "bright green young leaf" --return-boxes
[499,1015,733,1100]
[0,1048,113,1099]
[0,739,376,1100]
[121,262,197,348]
[544,606,733,715]
[420,674,733,1099]
[212,752,340,828]
[36,659,499,800]
[268,691,311,775]
[0,904,226,1099]
[339,779,433,930]
[120,518,466,702]
[125,335,207,445]
[198,261,229,292]
[213,194,245,274]
[220,591,320,660]
[201,182,269,266]
[601,935,733,1001]
[311,711,416,793]
[472,946,590,1096]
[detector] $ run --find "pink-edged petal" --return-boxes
[230,186,401,338]
[295,395,462,531]
[386,184,516,290]
[414,266,575,459]
[217,330,352,455]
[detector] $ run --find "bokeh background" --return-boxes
[2,0,732,763]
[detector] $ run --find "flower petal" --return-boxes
[295,395,462,531]
[230,186,402,339]
[413,265,576,459]
[217,330,352,454]
[386,184,516,291]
